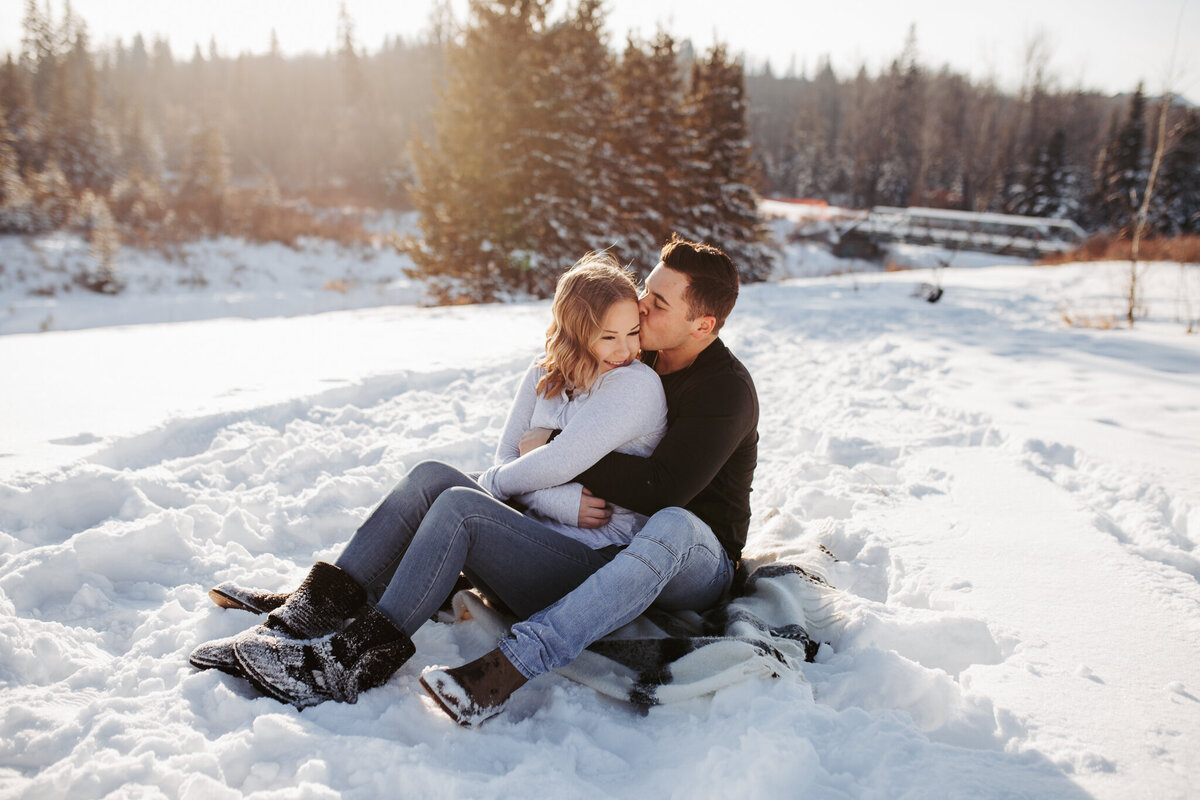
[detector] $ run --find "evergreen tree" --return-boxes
[21,0,57,114]
[1095,85,1147,233]
[605,37,657,270]
[1,53,38,172]
[30,158,72,228]
[75,189,122,293]
[1151,110,1200,235]
[684,45,773,281]
[0,114,42,232]
[644,33,699,241]
[607,33,691,272]
[1014,128,1074,218]
[877,26,926,206]
[404,0,555,301]
[519,0,617,281]
[337,1,366,106]
[179,125,231,232]
[52,30,117,195]
[110,167,169,242]
[847,64,887,208]
[118,102,164,180]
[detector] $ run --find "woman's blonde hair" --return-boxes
[538,252,639,399]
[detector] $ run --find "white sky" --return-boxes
[1,0,1196,98]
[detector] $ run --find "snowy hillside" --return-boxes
[1,240,1199,798]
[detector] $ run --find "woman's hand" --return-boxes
[577,487,612,529]
[518,427,555,456]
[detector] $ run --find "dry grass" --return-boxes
[151,189,372,249]
[1059,308,1122,329]
[1039,234,1200,266]
[237,199,371,249]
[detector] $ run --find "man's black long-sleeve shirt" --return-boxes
[575,338,758,563]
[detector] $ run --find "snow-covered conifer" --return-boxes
[604,32,699,274]
[403,0,555,301]
[0,115,42,232]
[75,189,122,293]
[179,125,231,232]
[1095,85,1148,233]
[684,45,774,281]
[1150,110,1200,236]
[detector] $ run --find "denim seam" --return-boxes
[623,549,667,582]
[397,512,473,634]
[362,549,408,598]
[456,512,608,568]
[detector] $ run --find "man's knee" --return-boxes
[625,508,715,573]
[637,507,711,550]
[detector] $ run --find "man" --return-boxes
[421,235,759,725]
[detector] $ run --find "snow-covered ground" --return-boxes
[2,227,1200,799]
[0,219,427,336]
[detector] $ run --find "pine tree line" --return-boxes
[0,0,445,253]
[2,1,1197,299]
[403,0,772,301]
[747,30,1200,237]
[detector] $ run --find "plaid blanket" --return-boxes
[453,562,839,707]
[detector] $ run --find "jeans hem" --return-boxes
[498,638,538,680]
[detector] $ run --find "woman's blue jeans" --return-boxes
[334,460,734,679]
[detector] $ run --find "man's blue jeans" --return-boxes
[334,460,734,679]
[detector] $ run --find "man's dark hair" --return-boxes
[660,233,739,332]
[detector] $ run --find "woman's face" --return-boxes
[591,298,641,373]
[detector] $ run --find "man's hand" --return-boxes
[577,487,612,529]
[518,427,555,456]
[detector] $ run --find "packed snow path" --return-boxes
[1,263,1198,798]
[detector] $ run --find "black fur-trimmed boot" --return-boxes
[233,605,415,709]
[189,562,365,675]
[420,648,529,727]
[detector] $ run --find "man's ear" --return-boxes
[691,315,716,338]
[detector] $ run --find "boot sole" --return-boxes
[188,651,244,677]
[419,673,473,727]
[209,586,272,614]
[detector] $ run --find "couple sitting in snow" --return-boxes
[189,234,759,726]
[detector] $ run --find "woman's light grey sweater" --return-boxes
[476,357,667,548]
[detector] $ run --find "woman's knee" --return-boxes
[425,485,494,524]
[404,460,464,490]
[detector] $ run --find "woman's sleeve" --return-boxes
[512,483,586,526]
[477,366,666,500]
[492,359,543,467]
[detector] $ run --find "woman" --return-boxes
[189,252,668,712]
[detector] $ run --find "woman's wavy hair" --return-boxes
[538,252,639,399]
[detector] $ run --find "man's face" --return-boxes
[638,263,698,352]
